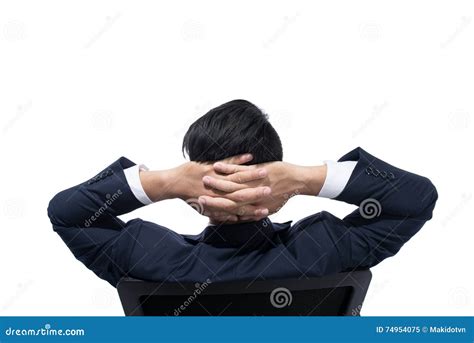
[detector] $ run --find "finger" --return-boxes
[238,215,268,222]
[199,196,268,217]
[228,168,267,184]
[215,216,239,223]
[203,210,235,218]
[199,196,236,212]
[202,176,245,193]
[213,162,254,175]
[206,213,239,223]
[224,186,272,204]
[222,153,253,166]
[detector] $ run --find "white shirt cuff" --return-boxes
[318,160,357,198]
[123,164,153,205]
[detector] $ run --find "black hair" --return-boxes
[182,99,283,164]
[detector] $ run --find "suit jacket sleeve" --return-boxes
[290,147,438,273]
[47,157,165,286]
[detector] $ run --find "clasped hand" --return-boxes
[175,154,323,224]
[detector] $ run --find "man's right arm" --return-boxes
[205,147,438,270]
[291,147,438,270]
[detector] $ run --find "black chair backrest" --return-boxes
[117,270,372,316]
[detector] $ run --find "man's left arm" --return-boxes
[47,157,162,286]
[47,155,271,285]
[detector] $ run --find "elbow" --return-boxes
[47,189,69,228]
[47,192,60,227]
[416,177,438,220]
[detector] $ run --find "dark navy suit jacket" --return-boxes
[47,148,438,287]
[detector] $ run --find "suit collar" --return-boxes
[201,218,274,250]
[182,219,292,252]
[185,218,290,252]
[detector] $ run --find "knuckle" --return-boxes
[234,193,244,202]
[224,203,236,211]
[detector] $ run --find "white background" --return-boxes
[0,0,473,316]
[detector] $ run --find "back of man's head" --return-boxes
[182,99,283,164]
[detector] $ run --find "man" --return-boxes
[48,100,438,287]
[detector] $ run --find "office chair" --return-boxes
[117,270,372,316]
